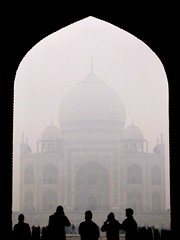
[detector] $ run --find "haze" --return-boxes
[13,16,169,211]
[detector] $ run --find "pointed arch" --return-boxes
[151,165,161,185]
[24,165,34,184]
[24,191,34,210]
[43,165,58,184]
[76,161,109,210]
[43,191,58,210]
[12,16,170,230]
[127,191,142,210]
[152,191,161,211]
[127,164,142,184]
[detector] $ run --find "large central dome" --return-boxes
[59,68,126,131]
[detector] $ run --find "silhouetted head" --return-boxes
[107,212,115,221]
[56,205,64,215]
[125,208,134,217]
[85,210,92,221]
[18,214,25,222]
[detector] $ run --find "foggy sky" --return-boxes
[13,16,169,211]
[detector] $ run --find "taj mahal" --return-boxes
[13,65,170,229]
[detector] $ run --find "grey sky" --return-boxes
[13,16,169,211]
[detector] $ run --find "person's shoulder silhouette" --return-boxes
[13,214,31,240]
[47,205,71,240]
[122,208,138,240]
[78,210,100,240]
[101,212,122,240]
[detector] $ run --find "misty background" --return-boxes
[13,17,169,211]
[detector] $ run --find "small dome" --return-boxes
[123,123,144,140]
[41,123,62,140]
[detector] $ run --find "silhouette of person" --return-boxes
[78,210,100,240]
[46,205,71,240]
[13,213,31,240]
[32,225,41,240]
[121,208,138,240]
[71,224,76,233]
[101,212,122,240]
[41,226,48,240]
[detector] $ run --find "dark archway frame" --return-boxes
[2,12,177,237]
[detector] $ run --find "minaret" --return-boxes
[153,133,165,155]
[161,132,163,144]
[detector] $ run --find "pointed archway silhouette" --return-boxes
[1,12,176,236]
